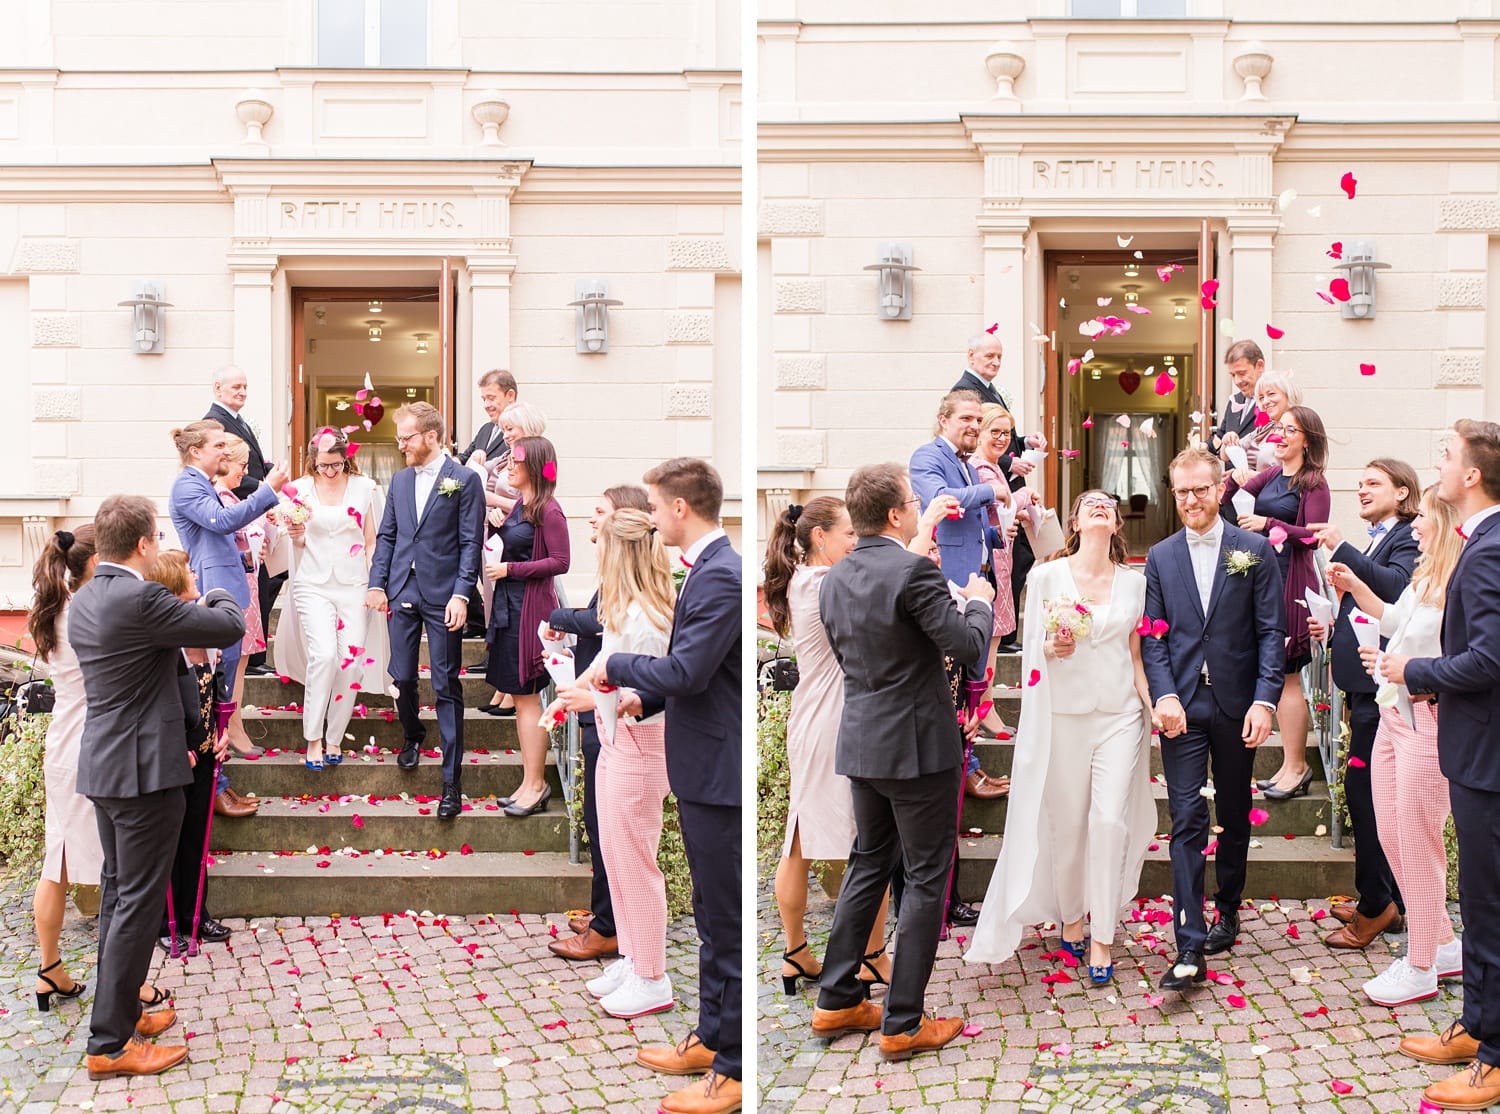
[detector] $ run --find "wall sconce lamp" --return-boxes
[1330,239,1390,319]
[118,281,173,354]
[569,280,622,354]
[863,242,919,320]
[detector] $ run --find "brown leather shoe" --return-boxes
[213,790,257,819]
[1401,1021,1482,1065]
[85,1034,188,1080]
[1323,901,1400,949]
[811,1000,882,1039]
[135,1007,177,1038]
[636,1032,716,1076]
[226,787,259,810]
[547,927,619,961]
[1330,902,1356,924]
[879,1015,966,1061]
[964,770,1009,799]
[566,910,593,935]
[658,1071,742,1114]
[1423,1061,1500,1110]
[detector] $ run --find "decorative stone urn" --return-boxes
[1233,41,1274,102]
[472,91,511,147]
[235,90,274,145]
[985,41,1026,104]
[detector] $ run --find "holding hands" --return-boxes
[1308,521,1344,551]
[1155,695,1187,739]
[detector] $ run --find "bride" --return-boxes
[965,489,1158,985]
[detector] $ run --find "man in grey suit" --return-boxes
[810,463,994,1061]
[69,495,246,1079]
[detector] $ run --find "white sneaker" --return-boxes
[599,971,674,1019]
[586,956,633,999]
[1364,956,1439,1007]
[1437,936,1463,980]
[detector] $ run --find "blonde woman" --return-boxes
[556,508,676,1019]
[1329,487,1465,1007]
[1237,370,1304,474]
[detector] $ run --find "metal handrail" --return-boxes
[545,578,583,866]
[1303,551,1346,849]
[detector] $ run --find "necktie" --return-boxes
[679,555,692,569]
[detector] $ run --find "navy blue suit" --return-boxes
[548,594,614,938]
[606,534,742,1080]
[368,456,484,788]
[1142,525,1285,952]
[1327,523,1418,918]
[1406,509,1500,1066]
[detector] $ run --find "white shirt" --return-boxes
[413,458,444,523]
[1461,504,1500,541]
[681,527,726,582]
[1185,519,1225,615]
[96,561,143,580]
[1379,585,1443,661]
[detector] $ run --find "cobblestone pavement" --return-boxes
[758,879,1472,1113]
[0,864,704,1113]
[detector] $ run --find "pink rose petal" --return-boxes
[1339,172,1357,199]
[1268,526,1288,549]
[1227,994,1247,1009]
[1265,324,1284,339]
[1360,363,1376,377]
[1154,372,1176,397]
[1330,1079,1354,1095]
[1348,755,1367,768]
[1249,808,1270,825]
[542,460,558,482]
[961,1023,983,1037]
[1203,839,1219,856]
[1028,669,1041,687]
[1327,241,1343,260]
[1329,277,1351,302]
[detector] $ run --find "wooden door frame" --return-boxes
[289,285,451,475]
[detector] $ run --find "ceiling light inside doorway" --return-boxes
[414,332,431,355]
[368,300,383,314]
[366,320,384,342]
[1123,262,1140,279]
[1089,366,1101,381]
[1122,285,1140,305]
[1172,299,1188,321]
[314,307,326,326]
[405,388,417,399]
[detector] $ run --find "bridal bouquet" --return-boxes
[1044,596,1094,642]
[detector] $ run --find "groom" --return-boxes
[1142,447,1284,992]
[367,402,484,820]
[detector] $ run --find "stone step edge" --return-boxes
[955,832,1354,863]
[208,848,589,881]
[214,797,565,819]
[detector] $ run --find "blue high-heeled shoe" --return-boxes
[1087,963,1114,986]
[304,743,324,771]
[324,745,343,767]
[1061,937,1088,961]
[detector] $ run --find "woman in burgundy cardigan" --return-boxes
[484,435,570,817]
[1223,405,1331,800]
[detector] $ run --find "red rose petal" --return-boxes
[1340,171,1357,199]
[1028,669,1041,687]
[1266,324,1284,339]
[1329,277,1351,302]
[1330,1079,1354,1095]
[1360,363,1376,377]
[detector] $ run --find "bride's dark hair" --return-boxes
[1050,489,1129,567]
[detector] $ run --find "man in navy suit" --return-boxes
[367,402,484,821]
[1382,420,1500,1111]
[1309,460,1421,947]
[582,458,742,1114]
[1142,447,1285,991]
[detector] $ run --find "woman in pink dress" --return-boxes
[213,434,275,757]
[974,403,1027,734]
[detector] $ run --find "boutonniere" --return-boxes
[438,477,462,498]
[1224,549,1260,576]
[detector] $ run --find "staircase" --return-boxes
[208,615,592,917]
[960,654,1354,900]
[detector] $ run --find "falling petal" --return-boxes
[1326,241,1343,260]
[1277,188,1297,211]
[1360,363,1376,376]
[1028,669,1041,687]
[1140,417,1156,437]
[1306,204,1321,218]
[1190,410,1205,424]
[1266,324,1285,340]
[1329,277,1351,302]
[1348,755,1367,768]
[1156,264,1176,283]
[1059,297,1067,309]
[1254,410,1272,428]
[542,460,558,482]
[986,322,999,335]
[1082,415,1094,429]
[1067,358,1081,376]
[1249,808,1270,825]
[1154,372,1176,396]
[1203,839,1219,856]
[1097,296,1113,307]
[1314,290,1335,305]
[1060,449,1081,459]
[1133,250,1144,259]
[1219,319,1237,337]
[1201,279,1220,298]
[1137,616,1153,637]
[1151,620,1169,638]
[1200,295,1217,310]
[1115,414,1132,428]
[511,444,526,461]
[1268,526,1288,549]
[1082,348,1094,363]
[1117,234,1134,247]
[1125,304,1152,314]
[1340,172,1357,199]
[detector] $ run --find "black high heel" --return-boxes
[781,942,821,995]
[858,947,891,988]
[139,986,171,1008]
[503,784,551,818]
[36,959,84,1012]
[1262,767,1314,801]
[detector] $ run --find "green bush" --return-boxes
[756,687,792,873]
[0,713,48,865]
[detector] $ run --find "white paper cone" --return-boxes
[594,687,618,742]
[1021,448,1046,466]
[542,652,575,690]
[1232,490,1257,520]
[996,502,1017,537]
[1348,607,1386,685]
[538,620,575,659]
[1224,445,1249,473]
[1304,588,1334,642]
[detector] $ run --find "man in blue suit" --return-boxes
[583,458,742,1114]
[367,402,484,821]
[1382,420,1500,1111]
[1141,447,1284,992]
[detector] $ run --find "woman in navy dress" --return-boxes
[484,436,570,817]
[1223,405,1330,800]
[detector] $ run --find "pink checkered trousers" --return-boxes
[595,718,670,979]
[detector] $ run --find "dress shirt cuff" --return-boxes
[1155,694,1179,706]
[450,594,467,604]
[1252,700,1277,712]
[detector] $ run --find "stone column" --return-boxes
[976,209,1031,427]
[1225,216,1279,367]
[229,257,279,459]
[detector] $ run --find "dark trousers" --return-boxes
[1160,685,1256,953]
[1345,690,1404,917]
[676,799,741,1081]
[1452,782,1500,1067]
[387,583,465,788]
[248,565,285,669]
[579,721,615,936]
[162,746,217,935]
[1000,530,1034,644]
[88,788,186,1055]
[819,766,961,1035]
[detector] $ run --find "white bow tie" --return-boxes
[416,462,442,477]
[1187,531,1218,548]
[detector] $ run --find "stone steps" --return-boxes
[220,749,553,799]
[959,780,1340,838]
[245,672,504,709]
[214,798,572,854]
[971,736,1328,782]
[953,833,1355,900]
[235,708,520,751]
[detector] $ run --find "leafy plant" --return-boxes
[757,687,792,873]
[0,713,48,864]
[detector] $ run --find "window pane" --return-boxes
[379,0,428,67]
[1136,0,1187,15]
[1070,0,1122,15]
[317,0,365,66]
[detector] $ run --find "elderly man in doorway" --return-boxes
[950,332,1045,655]
[1211,339,1266,450]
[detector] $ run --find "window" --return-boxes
[317,0,428,67]
[1071,0,1188,15]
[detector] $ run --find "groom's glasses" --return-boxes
[395,433,420,447]
[1172,484,1217,503]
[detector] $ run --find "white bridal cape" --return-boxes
[964,558,1157,967]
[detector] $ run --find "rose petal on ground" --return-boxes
[1330,1079,1354,1095]
[1227,994,1247,1009]
[961,1023,983,1037]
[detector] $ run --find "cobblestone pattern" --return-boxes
[759,880,1465,1113]
[0,866,703,1113]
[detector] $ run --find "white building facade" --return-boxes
[758,0,1499,546]
[0,0,741,606]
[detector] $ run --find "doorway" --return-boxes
[291,285,451,485]
[1043,246,1208,556]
